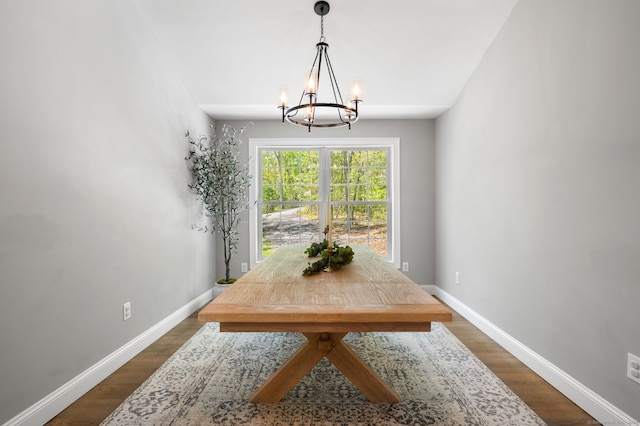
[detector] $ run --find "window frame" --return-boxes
[248,138,401,269]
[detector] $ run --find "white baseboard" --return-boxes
[3,289,214,426]
[423,285,636,425]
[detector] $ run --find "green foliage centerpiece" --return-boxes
[302,225,355,276]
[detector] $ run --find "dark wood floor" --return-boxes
[47,299,595,425]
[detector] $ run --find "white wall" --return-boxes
[0,1,215,423]
[435,0,640,420]
[214,119,436,287]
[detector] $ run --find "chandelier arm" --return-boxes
[296,89,306,109]
[300,48,321,106]
[322,50,345,105]
[314,43,324,102]
[324,51,357,125]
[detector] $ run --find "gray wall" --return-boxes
[214,119,436,287]
[0,2,215,423]
[435,0,640,420]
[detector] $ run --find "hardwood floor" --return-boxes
[47,299,595,425]
[440,300,595,425]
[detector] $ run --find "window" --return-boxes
[330,149,389,256]
[249,138,400,268]
[260,149,321,255]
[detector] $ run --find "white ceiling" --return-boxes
[132,0,518,120]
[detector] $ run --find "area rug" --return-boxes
[101,323,546,425]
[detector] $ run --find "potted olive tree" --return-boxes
[186,123,252,284]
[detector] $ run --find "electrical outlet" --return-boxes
[402,262,409,272]
[628,353,640,385]
[123,302,131,321]
[455,272,460,285]
[241,262,248,273]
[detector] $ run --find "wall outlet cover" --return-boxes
[123,302,131,321]
[628,353,640,385]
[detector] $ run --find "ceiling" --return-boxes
[132,0,518,120]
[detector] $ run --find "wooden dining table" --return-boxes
[198,244,452,403]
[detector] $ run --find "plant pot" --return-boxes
[212,281,233,299]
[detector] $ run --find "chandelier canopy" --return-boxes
[279,1,361,132]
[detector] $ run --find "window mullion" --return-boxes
[320,147,330,237]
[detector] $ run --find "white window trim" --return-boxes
[248,138,401,269]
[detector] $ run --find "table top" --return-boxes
[198,245,452,332]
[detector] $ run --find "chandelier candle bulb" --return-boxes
[278,90,288,122]
[307,77,315,94]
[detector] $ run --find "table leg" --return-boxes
[249,333,346,403]
[249,332,399,404]
[323,336,400,403]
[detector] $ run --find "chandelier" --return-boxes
[279,1,361,132]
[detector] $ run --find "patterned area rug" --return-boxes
[101,323,546,425]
